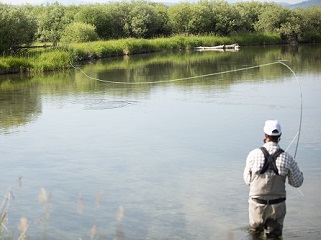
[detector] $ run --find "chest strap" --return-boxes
[259,147,284,175]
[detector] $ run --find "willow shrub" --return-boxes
[61,22,99,43]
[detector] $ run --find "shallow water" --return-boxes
[0,44,321,239]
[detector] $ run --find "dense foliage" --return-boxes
[61,22,99,43]
[0,4,37,51]
[1,0,321,52]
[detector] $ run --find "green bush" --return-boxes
[0,4,37,52]
[61,22,99,43]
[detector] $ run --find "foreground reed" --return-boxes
[0,184,126,240]
[0,189,28,240]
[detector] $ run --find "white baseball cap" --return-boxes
[263,120,282,136]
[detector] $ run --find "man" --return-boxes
[243,120,304,239]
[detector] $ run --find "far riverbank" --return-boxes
[0,33,303,75]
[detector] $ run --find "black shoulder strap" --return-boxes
[259,147,284,175]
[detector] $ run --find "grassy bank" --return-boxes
[0,33,281,75]
[0,51,71,75]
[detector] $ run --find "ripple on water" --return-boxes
[72,98,137,110]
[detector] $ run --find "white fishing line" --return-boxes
[277,60,303,159]
[71,59,303,160]
[70,61,280,84]
[72,59,305,199]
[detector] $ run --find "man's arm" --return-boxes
[243,152,253,185]
[288,158,304,188]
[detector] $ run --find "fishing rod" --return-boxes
[277,60,304,197]
[277,60,303,159]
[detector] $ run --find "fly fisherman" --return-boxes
[243,120,304,239]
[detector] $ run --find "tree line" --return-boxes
[1,0,321,52]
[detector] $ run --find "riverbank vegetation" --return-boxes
[0,33,280,74]
[0,1,321,74]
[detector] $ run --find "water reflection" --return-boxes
[0,76,42,133]
[1,44,320,133]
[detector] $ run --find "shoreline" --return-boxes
[0,34,318,76]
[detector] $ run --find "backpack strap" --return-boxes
[259,147,284,175]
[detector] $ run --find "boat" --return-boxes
[224,44,240,50]
[194,45,225,50]
[194,44,240,51]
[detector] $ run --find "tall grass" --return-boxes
[32,51,71,72]
[0,33,282,75]
[0,57,32,74]
[66,40,125,60]
[68,35,238,59]
[0,51,72,74]
[231,32,281,45]
[63,35,236,61]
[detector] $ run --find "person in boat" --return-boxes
[243,120,303,239]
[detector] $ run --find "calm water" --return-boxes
[0,44,321,240]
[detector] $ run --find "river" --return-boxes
[0,44,320,240]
